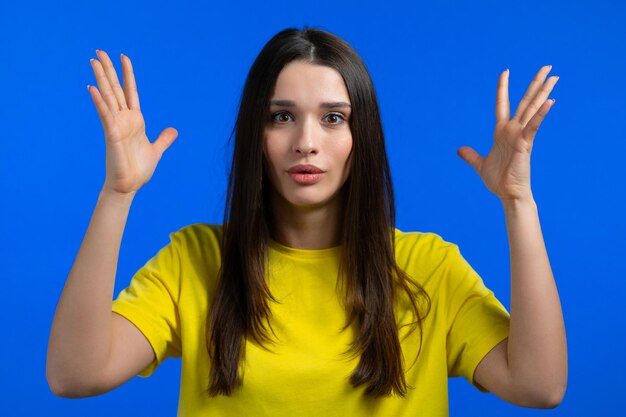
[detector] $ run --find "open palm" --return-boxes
[458,66,559,202]
[87,50,178,195]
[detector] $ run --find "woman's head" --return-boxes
[229,27,388,223]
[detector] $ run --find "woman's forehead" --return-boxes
[270,61,350,106]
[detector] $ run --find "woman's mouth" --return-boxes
[287,164,325,185]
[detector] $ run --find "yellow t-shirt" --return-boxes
[112,223,509,416]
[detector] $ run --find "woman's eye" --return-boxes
[325,113,345,124]
[270,111,346,125]
[271,111,293,123]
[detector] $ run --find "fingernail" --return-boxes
[86,85,91,91]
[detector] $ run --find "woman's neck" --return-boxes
[268,191,345,250]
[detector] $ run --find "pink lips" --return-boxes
[287,164,325,185]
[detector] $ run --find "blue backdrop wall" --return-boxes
[1,0,624,415]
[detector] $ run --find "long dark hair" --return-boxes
[206,27,430,398]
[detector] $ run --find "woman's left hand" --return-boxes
[457,66,559,202]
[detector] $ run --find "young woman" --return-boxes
[47,28,567,416]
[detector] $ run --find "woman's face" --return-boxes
[263,60,353,210]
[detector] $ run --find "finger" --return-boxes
[121,54,141,110]
[95,50,128,110]
[495,69,510,124]
[153,127,179,156]
[457,146,483,173]
[519,76,559,126]
[86,85,114,130]
[512,65,552,123]
[523,99,555,141]
[90,58,119,115]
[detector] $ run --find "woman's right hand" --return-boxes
[88,50,178,196]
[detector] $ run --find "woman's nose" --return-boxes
[293,116,319,155]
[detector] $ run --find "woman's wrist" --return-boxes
[500,193,537,215]
[99,187,137,208]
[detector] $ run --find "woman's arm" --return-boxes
[47,188,156,398]
[46,51,178,397]
[457,67,567,408]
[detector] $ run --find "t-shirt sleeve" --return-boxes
[111,230,183,377]
[444,243,510,389]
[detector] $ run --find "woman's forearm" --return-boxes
[503,196,567,401]
[47,189,135,395]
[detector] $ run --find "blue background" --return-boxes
[1,0,624,415]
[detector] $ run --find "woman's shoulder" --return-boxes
[393,227,484,292]
[393,227,471,277]
[167,223,224,255]
[171,222,223,239]
[393,227,459,255]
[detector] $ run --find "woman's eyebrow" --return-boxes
[269,99,351,109]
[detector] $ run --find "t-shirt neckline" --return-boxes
[268,239,342,259]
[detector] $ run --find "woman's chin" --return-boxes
[284,191,346,212]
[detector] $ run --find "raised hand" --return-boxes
[87,50,178,196]
[457,66,558,202]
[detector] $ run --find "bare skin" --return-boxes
[263,61,353,250]
[46,51,175,397]
[460,67,567,407]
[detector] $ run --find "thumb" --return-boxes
[153,127,179,156]
[457,146,483,173]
